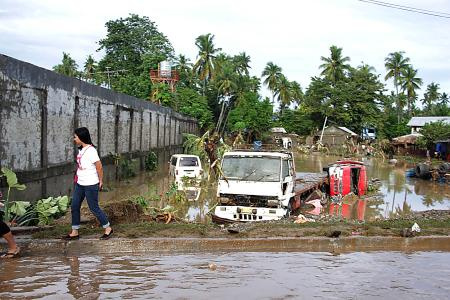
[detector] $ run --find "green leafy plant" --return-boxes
[35,196,69,225]
[0,167,28,222]
[145,151,158,171]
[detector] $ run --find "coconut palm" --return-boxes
[422,82,441,113]
[440,93,449,106]
[83,55,97,83]
[173,54,193,87]
[193,33,222,95]
[233,52,251,76]
[53,52,80,78]
[262,62,283,103]
[384,51,410,122]
[290,81,303,108]
[385,51,410,95]
[277,75,292,113]
[319,45,350,84]
[400,65,422,116]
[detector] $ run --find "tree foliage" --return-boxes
[97,14,174,98]
[416,121,450,149]
[53,52,80,78]
[227,92,273,139]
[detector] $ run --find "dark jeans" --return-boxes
[71,183,110,230]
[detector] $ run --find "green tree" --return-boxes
[276,108,315,136]
[422,82,441,114]
[173,54,194,88]
[97,14,174,98]
[384,51,410,123]
[83,55,97,83]
[400,65,422,117]
[53,52,80,78]
[233,52,251,76]
[290,81,303,108]
[175,87,213,130]
[276,75,292,113]
[319,45,350,84]
[227,92,273,140]
[193,33,222,95]
[416,121,450,149]
[262,62,283,103]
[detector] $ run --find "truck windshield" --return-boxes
[222,156,281,182]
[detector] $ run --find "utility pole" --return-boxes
[105,66,112,89]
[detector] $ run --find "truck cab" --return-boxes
[214,150,295,222]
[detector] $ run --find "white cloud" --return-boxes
[1,0,449,99]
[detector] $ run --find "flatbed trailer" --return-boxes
[291,172,328,210]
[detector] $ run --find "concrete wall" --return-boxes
[0,54,198,201]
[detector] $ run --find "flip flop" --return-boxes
[61,234,80,241]
[100,228,113,240]
[0,247,20,259]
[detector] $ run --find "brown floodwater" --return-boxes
[97,154,449,223]
[1,251,450,299]
[295,154,450,221]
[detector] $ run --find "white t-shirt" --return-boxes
[76,146,101,186]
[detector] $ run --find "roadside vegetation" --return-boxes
[51,14,448,143]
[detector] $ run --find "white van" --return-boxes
[168,154,203,187]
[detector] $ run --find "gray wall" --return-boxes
[0,54,198,201]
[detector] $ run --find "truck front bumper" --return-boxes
[214,206,287,222]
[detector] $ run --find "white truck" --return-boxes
[213,150,297,222]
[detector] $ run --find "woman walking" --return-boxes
[63,127,113,240]
[0,216,20,258]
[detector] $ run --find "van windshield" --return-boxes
[222,156,281,182]
[179,157,199,167]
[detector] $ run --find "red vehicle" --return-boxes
[327,160,367,197]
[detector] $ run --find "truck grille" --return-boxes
[221,194,277,207]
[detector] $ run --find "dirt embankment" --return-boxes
[33,205,450,240]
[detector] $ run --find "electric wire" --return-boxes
[357,0,450,19]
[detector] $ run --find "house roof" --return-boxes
[407,117,450,127]
[338,126,358,136]
[314,126,358,137]
[270,127,287,133]
[392,133,423,144]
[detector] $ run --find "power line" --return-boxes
[357,0,450,19]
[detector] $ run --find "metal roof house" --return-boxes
[407,117,450,134]
[313,126,358,147]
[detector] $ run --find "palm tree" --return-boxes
[83,55,97,83]
[193,33,222,95]
[400,65,422,116]
[422,82,441,113]
[173,54,193,87]
[439,92,449,106]
[290,81,303,108]
[277,75,292,113]
[319,45,350,84]
[53,52,80,78]
[233,52,251,76]
[384,51,410,123]
[261,62,282,103]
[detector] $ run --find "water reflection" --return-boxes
[295,154,450,220]
[99,169,216,223]
[1,252,450,299]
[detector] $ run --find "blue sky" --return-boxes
[1,0,449,100]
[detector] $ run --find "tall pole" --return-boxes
[319,115,328,144]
